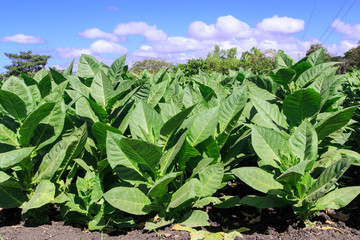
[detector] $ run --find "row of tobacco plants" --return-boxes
[0,48,360,232]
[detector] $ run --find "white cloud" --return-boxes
[113,21,167,41]
[152,37,203,53]
[216,15,252,38]
[56,47,94,58]
[327,40,358,56]
[257,15,304,33]
[331,19,360,39]
[79,28,121,42]
[90,39,128,54]
[1,34,45,44]
[188,15,251,40]
[188,21,217,40]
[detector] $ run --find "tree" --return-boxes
[305,43,332,62]
[239,47,277,74]
[3,51,51,79]
[175,45,277,75]
[175,58,209,75]
[343,45,360,71]
[130,58,173,74]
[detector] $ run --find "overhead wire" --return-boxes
[302,0,318,41]
[322,0,358,44]
[318,0,349,42]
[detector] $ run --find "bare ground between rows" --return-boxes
[0,202,360,240]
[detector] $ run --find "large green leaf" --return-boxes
[296,62,337,88]
[283,88,321,123]
[21,180,55,213]
[49,67,67,84]
[315,106,357,140]
[0,171,24,189]
[129,101,163,143]
[75,97,99,123]
[104,187,151,215]
[33,69,48,82]
[18,102,55,147]
[76,54,101,78]
[33,139,68,183]
[0,90,27,121]
[90,70,114,108]
[56,124,88,179]
[180,210,210,228]
[67,75,90,97]
[289,120,318,161]
[305,158,353,202]
[0,123,17,146]
[92,122,122,150]
[0,147,34,169]
[147,81,168,107]
[218,88,247,146]
[232,167,283,195]
[269,68,296,86]
[292,62,312,80]
[159,129,188,176]
[2,76,35,113]
[108,55,126,82]
[251,125,290,168]
[0,185,27,208]
[106,131,147,183]
[218,89,247,131]
[64,58,75,76]
[119,137,162,177]
[33,97,66,150]
[198,163,224,197]
[276,52,295,68]
[307,48,324,66]
[148,172,181,199]
[37,73,52,98]
[187,107,219,147]
[250,93,288,130]
[315,186,360,210]
[168,178,202,210]
[276,160,313,182]
[158,105,195,148]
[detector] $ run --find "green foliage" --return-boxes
[3,51,51,80]
[130,58,173,74]
[306,44,332,62]
[176,45,277,75]
[0,50,358,231]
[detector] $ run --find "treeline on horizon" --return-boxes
[1,43,360,82]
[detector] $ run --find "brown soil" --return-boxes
[0,205,360,240]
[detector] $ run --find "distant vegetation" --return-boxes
[1,43,360,84]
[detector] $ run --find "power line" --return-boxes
[302,0,318,41]
[323,0,358,44]
[319,0,349,42]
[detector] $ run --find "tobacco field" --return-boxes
[0,48,360,239]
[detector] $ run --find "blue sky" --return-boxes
[1,0,359,73]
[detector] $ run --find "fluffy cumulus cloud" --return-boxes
[188,15,251,40]
[113,22,167,41]
[54,15,358,68]
[1,34,45,44]
[56,47,93,58]
[79,28,121,42]
[90,40,127,54]
[152,37,203,53]
[257,15,304,33]
[331,19,360,40]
